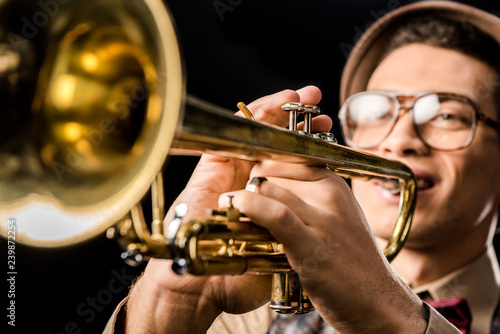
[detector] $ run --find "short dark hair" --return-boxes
[383,15,500,114]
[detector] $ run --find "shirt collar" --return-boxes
[409,245,500,334]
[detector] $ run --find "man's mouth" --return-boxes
[377,177,434,196]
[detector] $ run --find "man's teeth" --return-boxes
[379,180,400,194]
[379,178,432,194]
[416,178,432,190]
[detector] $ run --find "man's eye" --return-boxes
[438,113,458,120]
[429,111,470,129]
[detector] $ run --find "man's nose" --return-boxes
[377,110,430,156]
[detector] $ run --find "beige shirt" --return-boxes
[103,245,500,333]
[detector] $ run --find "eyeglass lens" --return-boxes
[342,93,476,150]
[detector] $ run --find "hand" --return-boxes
[219,161,428,333]
[123,86,329,333]
[164,85,328,219]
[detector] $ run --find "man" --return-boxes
[104,1,500,333]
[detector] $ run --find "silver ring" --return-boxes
[245,177,268,193]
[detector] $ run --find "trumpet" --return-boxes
[109,96,417,314]
[0,0,416,314]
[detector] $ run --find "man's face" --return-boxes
[351,43,500,250]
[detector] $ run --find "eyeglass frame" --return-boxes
[338,91,500,151]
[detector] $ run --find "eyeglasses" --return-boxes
[338,91,500,151]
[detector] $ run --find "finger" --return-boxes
[250,162,336,182]
[219,186,313,243]
[235,89,300,127]
[296,114,333,133]
[227,175,340,230]
[295,85,322,105]
[234,86,323,128]
[218,186,331,273]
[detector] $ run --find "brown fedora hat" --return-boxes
[340,1,500,103]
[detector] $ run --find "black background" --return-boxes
[5,1,500,333]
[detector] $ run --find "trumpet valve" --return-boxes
[303,104,320,134]
[270,272,315,314]
[315,132,338,143]
[281,102,305,132]
[281,102,324,136]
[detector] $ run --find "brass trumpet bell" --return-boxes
[0,0,183,246]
